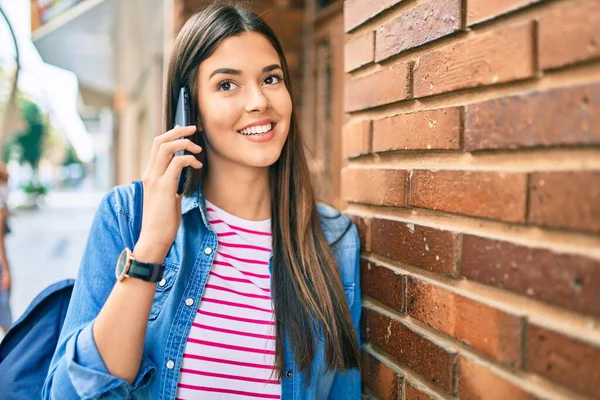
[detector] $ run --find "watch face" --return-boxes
[115,248,131,280]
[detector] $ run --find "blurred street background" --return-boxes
[7,190,101,317]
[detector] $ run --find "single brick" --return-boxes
[345,31,375,72]
[343,120,372,159]
[344,0,404,32]
[345,63,411,112]
[370,218,459,276]
[462,235,600,316]
[361,352,402,399]
[407,277,523,367]
[458,356,537,400]
[464,83,600,151]
[410,170,528,223]
[467,0,544,25]
[539,0,600,70]
[414,22,535,98]
[375,0,461,62]
[526,325,600,399]
[529,172,600,233]
[342,168,408,207]
[362,308,456,393]
[373,108,461,152]
[361,261,405,311]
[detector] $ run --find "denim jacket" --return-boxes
[42,182,361,399]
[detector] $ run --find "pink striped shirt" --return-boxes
[176,200,280,400]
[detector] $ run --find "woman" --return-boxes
[43,2,361,399]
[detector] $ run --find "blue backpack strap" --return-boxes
[132,180,144,242]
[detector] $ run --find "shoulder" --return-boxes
[316,202,359,250]
[317,203,360,292]
[99,183,138,220]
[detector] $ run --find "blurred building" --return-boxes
[0,1,96,193]
[31,0,164,187]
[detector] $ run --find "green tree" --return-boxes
[15,99,46,183]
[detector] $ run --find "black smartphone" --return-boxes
[174,87,191,195]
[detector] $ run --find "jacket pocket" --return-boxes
[148,261,179,321]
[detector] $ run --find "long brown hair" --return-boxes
[164,1,360,382]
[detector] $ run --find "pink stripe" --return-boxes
[213,260,270,279]
[201,297,273,313]
[206,207,216,212]
[217,251,269,265]
[205,284,271,300]
[183,353,276,369]
[198,309,275,325]
[177,384,280,399]
[219,240,271,253]
[216,231,236,237]
[193,322,276,340]
[187,338,276,355]
[180,368,281,384]
[208,219,272,236]
[209,271,270,292]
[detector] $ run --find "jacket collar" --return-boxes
[181,183,212,230]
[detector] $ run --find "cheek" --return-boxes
[273,90,292,118]
[201,98,240,133]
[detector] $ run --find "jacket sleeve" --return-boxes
[42,188,156,400]
[328,224,362,400]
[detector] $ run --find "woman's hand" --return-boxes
[134,126,202,262]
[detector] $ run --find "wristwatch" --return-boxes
[115,248,165,283]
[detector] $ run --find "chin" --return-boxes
[245,150,284,168]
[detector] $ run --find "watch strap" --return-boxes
[128,260,164,282]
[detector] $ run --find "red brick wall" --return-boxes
[342,0,600,399]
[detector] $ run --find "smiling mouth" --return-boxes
[237,122,275,136]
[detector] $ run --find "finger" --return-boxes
[164,125,197,142]
[154,139,202,174]
[164,155,203,184]
[147,126,197,172]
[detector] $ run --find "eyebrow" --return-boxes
[209,64,282,79]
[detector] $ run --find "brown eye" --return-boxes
[263,74,283,85]
[218,80,239,91]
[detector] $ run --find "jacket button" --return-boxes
[285,370,293,378]
[166,360,175,369]
[185,298,194,306]
[204,247,213,255]
[158,278,167,287]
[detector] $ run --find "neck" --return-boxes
[203,160,271,222]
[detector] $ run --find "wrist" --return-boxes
[132,240,169,265]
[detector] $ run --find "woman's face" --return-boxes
[196,31,292,170]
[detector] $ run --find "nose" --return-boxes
[245,85,270,113]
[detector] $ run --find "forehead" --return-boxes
[199,31,281,75]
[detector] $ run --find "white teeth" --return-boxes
[239,123,272,135]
